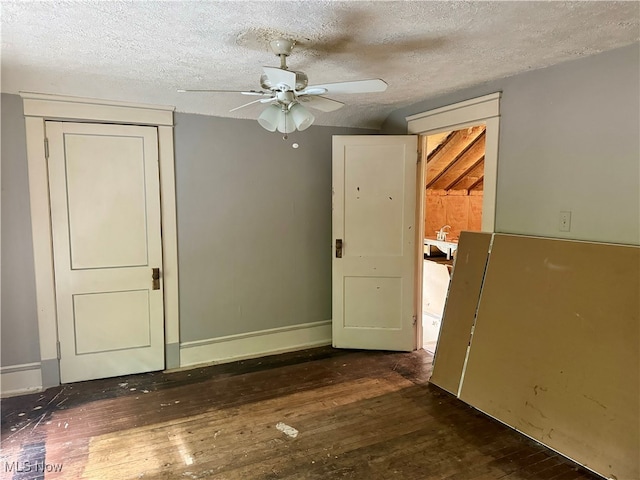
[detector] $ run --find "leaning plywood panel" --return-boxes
[430,231,492,395]
[460,234,639,480]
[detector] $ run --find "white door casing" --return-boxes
[406,92,500,233]
[407,93,500,350]
[47,121,164,383]
[332,135,418,351]
[21,92,178,388]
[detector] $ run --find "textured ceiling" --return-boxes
[1,1,638,129]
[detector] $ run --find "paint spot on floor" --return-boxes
[276,422,299,438]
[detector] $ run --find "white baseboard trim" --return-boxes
[1,362,43,397]
[179,320,332,368]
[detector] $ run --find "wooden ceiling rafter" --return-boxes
[425,131,455,160]
[425,126,485,189]
[470,179,484,192]
[429,130,486,190]
[451,158,485,191]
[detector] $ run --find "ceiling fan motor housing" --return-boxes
[260,71,308,91]
[275,91,296,106]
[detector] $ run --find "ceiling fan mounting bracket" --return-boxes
[270,38,295,70]
[270,38,295,56]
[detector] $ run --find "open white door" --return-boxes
[47,121,165,383]
[332,135,418,351]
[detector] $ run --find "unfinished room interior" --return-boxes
[1,1,638,479]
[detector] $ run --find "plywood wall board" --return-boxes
[430,231,492,395]
[459,234,639,480]
[425,195,484,242]
[425,195,447,239]
[445,190,469,196]
[445,196,470,240]
[468,196,483,231]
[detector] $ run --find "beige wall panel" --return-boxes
[430,231,492,394]
[460,234,639,480]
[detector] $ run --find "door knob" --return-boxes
[335,239,343,258]
[152,267,161,290]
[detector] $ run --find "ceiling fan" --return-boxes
[178,38,388,136]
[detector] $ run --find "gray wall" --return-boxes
[383,43,640,246]
[0,94,373,366]
[4,43,637,365]
[175,113,372,342]
[1,93,41,366]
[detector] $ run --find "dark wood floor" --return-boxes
[1,347,602,480]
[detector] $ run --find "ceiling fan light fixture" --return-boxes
[290,103,315,131]
[257,104,281,132]
[181,38,387,136]
[277,111,296,134]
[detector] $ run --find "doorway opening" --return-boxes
[419,125,486,353]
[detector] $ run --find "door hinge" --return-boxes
[56,340,61,359]
[412,315,417,326]
[44,137,50,159]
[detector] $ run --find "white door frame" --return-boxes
[407,92,501,232]
[20,92,180,387]
[406,92,501,350]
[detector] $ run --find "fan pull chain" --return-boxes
[283,108,288,140]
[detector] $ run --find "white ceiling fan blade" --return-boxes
[240,91,272,96]
[297,87,328,96]
[177,89,270,96]
[229,98,274,112]
[263,66,297,90]
[299,95,345,112]
[303,79,388,95]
